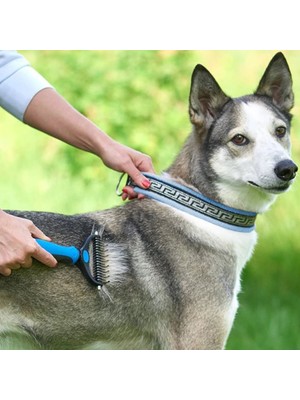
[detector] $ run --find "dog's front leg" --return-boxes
[164,315,229,350]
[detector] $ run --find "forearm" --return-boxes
[1,51,154,188]
[23,87,110,158]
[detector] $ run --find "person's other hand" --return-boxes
[100,140,154,201]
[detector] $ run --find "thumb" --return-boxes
[126,165,151,189]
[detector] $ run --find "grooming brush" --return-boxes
[35,227,110,289]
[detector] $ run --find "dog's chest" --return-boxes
[170,206,257,341]
[173,206,257,267]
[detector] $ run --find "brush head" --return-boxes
[77,226,110,288]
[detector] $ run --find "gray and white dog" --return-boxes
[0,52,297,349]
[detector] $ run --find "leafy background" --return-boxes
[0,50,299,349]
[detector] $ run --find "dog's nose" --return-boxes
[274,160,298,181]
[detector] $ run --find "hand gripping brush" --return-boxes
[35,227,110,290]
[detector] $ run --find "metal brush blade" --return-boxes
[92,229,110,287]
[78,225,110,288]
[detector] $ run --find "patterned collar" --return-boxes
[124,173,257,233]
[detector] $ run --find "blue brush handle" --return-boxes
[35,239,80,264]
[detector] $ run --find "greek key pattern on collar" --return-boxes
[148,179,256,229]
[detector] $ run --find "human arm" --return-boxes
[23,87,154,191]
[0,50,154,190]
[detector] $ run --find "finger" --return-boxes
[122,186,146,201]
[33,244,58,268]
[0,267,12,277]
[125,164,151,189]
[29,224,51,241]
[123,187,137,198]
[124,187,140,200]
[20,256,33,269]
[121,192,128,201]
[10,264,21,270]
[137,157,155,175]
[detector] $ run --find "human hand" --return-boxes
[99,139,155,200]
[0,210,57,276]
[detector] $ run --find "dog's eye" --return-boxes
[231,134,249,146]
[276,126,286,138]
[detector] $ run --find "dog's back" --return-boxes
[1,199,254,349]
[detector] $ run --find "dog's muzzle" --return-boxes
[274,159,298,181]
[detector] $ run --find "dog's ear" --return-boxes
[189,64,230,129]
[255,52,294,113]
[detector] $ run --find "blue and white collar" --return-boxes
[123,173,257,233]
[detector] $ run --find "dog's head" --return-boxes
[189,52,298,212]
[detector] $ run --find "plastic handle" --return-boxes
[35,239,80,264]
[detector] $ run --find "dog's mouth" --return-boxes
[247,181,290,194]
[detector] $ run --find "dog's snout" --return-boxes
[274,160,298,181]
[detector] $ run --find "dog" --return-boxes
[0,52,297,349]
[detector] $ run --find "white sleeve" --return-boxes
[0,51,53,121]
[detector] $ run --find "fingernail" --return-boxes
[142,179,151,189]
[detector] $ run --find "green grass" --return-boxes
[1,50,300,349]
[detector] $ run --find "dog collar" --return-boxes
[123,173,257,233]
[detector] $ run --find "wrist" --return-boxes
[87,126,115,159]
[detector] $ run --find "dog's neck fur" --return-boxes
[167,131,217,197]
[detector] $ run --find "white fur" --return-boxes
[159,201,257,332]
[0,308,35,337]
[105,242,128,283]
[211,102,292,213]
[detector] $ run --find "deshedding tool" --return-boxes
[35,228,109,289]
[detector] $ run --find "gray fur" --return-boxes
[255,52,294,113]
[0,53,296,349]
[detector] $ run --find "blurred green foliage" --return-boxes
[0,51,299,349]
